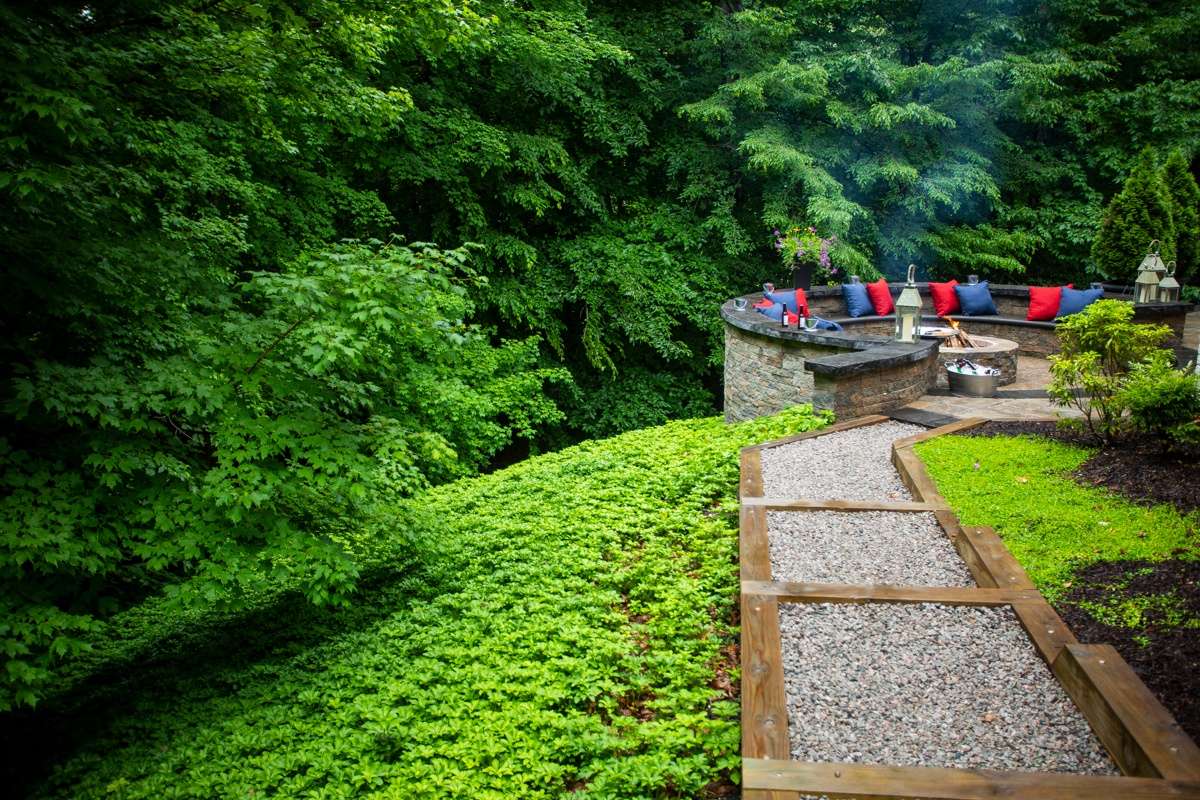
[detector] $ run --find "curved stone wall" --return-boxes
[723,287,1194,423]
[722,299,939,422]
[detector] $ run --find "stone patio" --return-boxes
[901,309,1199,420]
[900,355,1077,421]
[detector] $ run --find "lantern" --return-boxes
[1158,260,1181,303]
[1135,240,1164,304]
[894,264,922,343]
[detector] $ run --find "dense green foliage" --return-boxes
[1091,149,1176,280]
[1121,353,1200,446]
[1163,149,1200,283]
[2,0,1199,707]
[1047,299,1174,443]
[915,434,1197,600]
[8,407,828,799]
[0,235,568,709]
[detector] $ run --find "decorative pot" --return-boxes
[791,261,814,292]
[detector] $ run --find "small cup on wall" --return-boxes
[733,297,749,311]
[967,275,980,285]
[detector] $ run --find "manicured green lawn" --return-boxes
[915,434,1198,603]
[17,407,829,800]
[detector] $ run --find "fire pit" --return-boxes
[934,320,1019,388]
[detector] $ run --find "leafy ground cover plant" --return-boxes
[914,434,1196,599]
[916,432,1200,738]
[5,406,829,800]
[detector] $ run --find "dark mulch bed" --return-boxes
[961,421,1200,515]
[1059,559,1200,744]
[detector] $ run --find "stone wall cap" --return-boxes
[720,297,892,349]
[804,340,939,376]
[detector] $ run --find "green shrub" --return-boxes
[1120,351,1200,446]
[1091,149,1176,280]
[1048,299,1172,443]
[0,240,570,711]
[1162,149,1200,285]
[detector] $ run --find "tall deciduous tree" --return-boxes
[0,1,566,709]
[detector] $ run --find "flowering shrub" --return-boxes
[773,226,839,283]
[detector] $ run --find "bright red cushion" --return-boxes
[1027,285,1063,321]
[793,287,810,318]
[865,278,894,316]
[929,279,960,316]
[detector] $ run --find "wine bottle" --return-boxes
[781,303,789,328]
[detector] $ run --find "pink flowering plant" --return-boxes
[773,226,839,282]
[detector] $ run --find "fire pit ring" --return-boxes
[937,334,1019,388]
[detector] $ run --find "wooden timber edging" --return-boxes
[738,414,1200,799]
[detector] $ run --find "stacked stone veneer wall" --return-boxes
[723,324,842,422]
[723,323,939,422]
[810,350,939,419]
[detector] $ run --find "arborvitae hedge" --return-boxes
[1091,149,1177,281]
[1162,150,1200,284]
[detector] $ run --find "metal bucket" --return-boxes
[946,368,999,398]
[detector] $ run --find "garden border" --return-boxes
[739,416,1200,799]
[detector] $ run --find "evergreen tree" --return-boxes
[1091,149,1176,280]
[1162,149,1200,284]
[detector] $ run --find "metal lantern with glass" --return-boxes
[1158,260,1181,303]
[894,264,922,343]
[1135,240,1164,304]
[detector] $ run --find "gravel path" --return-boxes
[768,511,974,586]
[760,421,922,500]
[778,603,1116,774]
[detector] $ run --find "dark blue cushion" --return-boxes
[813,317,842,331]
[954,281,998,316]
[841,283,872,317]
[755,302,786,322]
[764,288,799,307]
[1056,286,1103,318]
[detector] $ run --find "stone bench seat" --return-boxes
[829,313,1056,330]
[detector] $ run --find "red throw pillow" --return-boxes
[793,287,810,318]
[865,278,894,316]
[929,279,960,316]
[1027,285,1064,321]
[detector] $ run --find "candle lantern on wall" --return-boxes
[894,264,922,343]
[1135,240,1164,304]
[1158,261,1181,303]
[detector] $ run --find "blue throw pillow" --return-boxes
[764,288,799,307]
[765,288,810,316]
[841,282,872,317]
[954,281,998,316]
[755,302,786,322]
[1056,286,1103,318]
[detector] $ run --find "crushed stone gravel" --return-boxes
[768,511,974,586]
[760,421,923,501]
[778,602,1117,774]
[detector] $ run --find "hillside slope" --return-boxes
[9,407,827,800]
